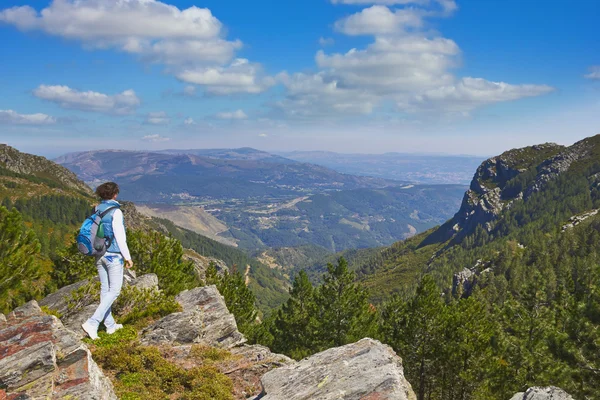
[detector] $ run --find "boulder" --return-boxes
[0,301,116,399]
[258,338,416,400]
[510,387,574,400]
[130,273,159,290]
[141,285,246,348]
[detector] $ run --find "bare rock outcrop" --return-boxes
[183,251,229,280]
[509,386,574,400]
[141,285,246,348]
[562,209,599,231]
[0,301,116,399]
[257,338,416,400]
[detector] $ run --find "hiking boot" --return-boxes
[82,321,99,340]
[106,323,123,335]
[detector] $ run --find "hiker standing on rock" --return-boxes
[81,182,133,340]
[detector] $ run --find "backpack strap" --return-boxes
[99,205,120,218]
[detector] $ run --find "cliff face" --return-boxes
[432,135,600,244]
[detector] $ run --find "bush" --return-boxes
[0,206,43,313]
[113,286,181,329]
[93,338,234,400]
[189,345,234,364]
[128,230,201,296]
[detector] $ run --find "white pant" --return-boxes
[87,253,123,329]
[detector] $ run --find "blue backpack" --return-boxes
[76,205,120,256]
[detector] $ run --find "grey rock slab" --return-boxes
[0,341,56,390]
[38,279,93,316]
[130,273,159,290]
[142,285,246,348]
[510,387,574,400]
[6,300,44,321]
[63,303,99,339]
[141,308,205,344]
[259,338,416,400]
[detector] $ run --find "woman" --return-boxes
[81,182,133,340]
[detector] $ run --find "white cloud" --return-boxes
[334,6,423,36]
[0,109,56,125]
[177,59,275,94]
[33,85,140,115]
[585,66,600,80]
[0,1,271,96]
[258,133,268,137]
[316,36,459,95]
[402,77,555,114]
[184,117,196,125]
[0,1,222,39]
[276,72,379,118]
[142,134,170,142]
[277,2,551,119]
[319,37,335,46]
[215,110,248,120]
[146,111,170,125]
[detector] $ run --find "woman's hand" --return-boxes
[125,259,134,269]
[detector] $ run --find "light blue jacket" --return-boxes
[96,200,123,254]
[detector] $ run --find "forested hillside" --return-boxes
[256,135,600,400]
[0,145,287,313]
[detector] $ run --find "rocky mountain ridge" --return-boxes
[0,144,92,195]
[55,149,400,202]
[433,135,600,244]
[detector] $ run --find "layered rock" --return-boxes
[0,301,116,399]
[258,338,416,400]
[510,386,574,400]
[141,285,246,348]
[525,139,593,198]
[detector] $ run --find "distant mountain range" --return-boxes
[277,151,484,185]
[157,147,296,164]
[55,150,403,203]
[56,149,467,252]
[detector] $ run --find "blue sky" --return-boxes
[0,0,598,157]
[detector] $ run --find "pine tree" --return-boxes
[0,206,42,313]
[313,257,377,350]
[205,263,258,334]
[128,230,199,296]
[271,270,317,359]
[380,275,445,400]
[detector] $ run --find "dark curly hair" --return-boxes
[95,182,120,200]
